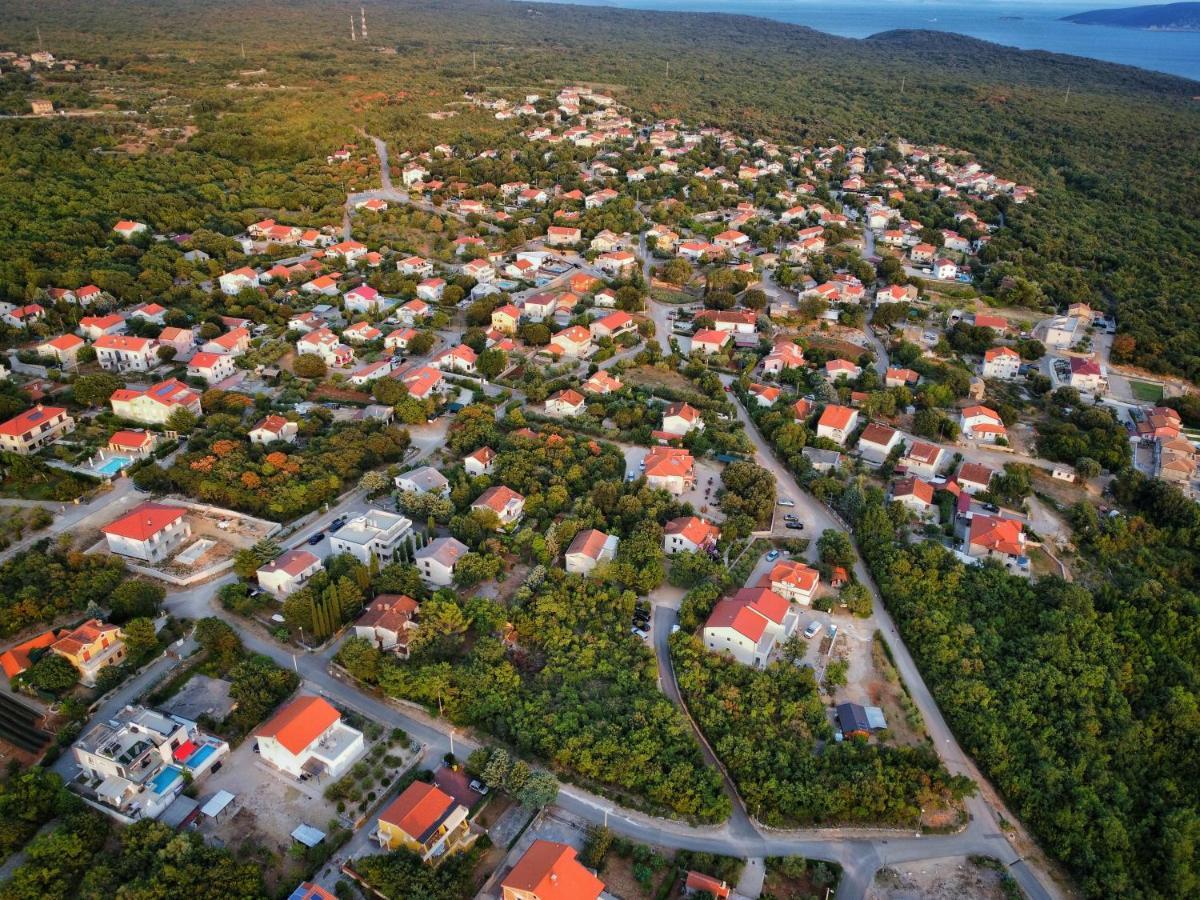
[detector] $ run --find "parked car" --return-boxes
[765,549,780,562]
[306,531,324,545]
[469,779,489,795]
[786,522,804,530]
[777,497,796,507]
[329,516,347,532]
[804,621,822,639]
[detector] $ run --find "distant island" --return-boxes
[1062,2,1200,31]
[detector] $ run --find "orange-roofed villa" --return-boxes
[255,695,365,779]
[375,780,474,862]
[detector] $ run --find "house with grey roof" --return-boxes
[394,465,451,498]
[414,536,469,587]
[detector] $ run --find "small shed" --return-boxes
[160,794,201,830]
[290,824,326,848]
[200,789,236,822]
[865,706,888,730]
[836,702,872,737]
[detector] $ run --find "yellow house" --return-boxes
[376,781,471,863]
[490,304,521,335]
[51,620,125,686]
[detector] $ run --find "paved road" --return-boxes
[0,476,143,564]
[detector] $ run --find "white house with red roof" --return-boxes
[858,422,901,465]
[959,405,1007,442]
[255,695,364,779]
[463,258,495,282]
[825,358,861,381]
[301,274,342,296]
[78,313,126,340]
[327,240,368,263]
[201,327,250,357]
[297,328,354,368]
[1069,355,1106,394]
[343,322,383,345]
[759,560,819,606]
[545,389,586,417]
[0,405,75,455]
[384,327,418,351]
[595,250,637,277]
[521,292,558,323]
[187,351,236,385]
[472,485,525,526]
[703,587,797,668]
[581,370,622,395]
[817,405,859,445]
[249,415,298,445]
[113,220,147,239]
[397,256,434,278]
[256,549,322,599]
[398,365,445,401]
[37,334,85,366]
[762,340,805,374]
[345,284,384,313]
[690,329,730,355]
[218,267,261,296]
[415,278,446,304]
[107,429,157,457]
[643,447,695,495]
[94,335,157,373]
[348,358,395,387]
[663,516,719,555]
[748,383,781,407]
[110,379,201,425]
[546,225,581,246]
[661,401,704,437]
[128,302,167,325]
[900,441,945,479]
[564,528,619,576]
[891,477,937,520]
[955,462,994,495]
[547,325,593,358]
[101,502,191,562]
[431,344,477,374]
[981,346,1021,380]
[695,309,757,334]
[934,258,958,280]
[966,514,1027,564]
[589,310,635,340]
[463,446,496,477]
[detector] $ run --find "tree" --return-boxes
[338,636,383,683]
[358,470,390,495]
[841,583,872,617]
[108,579,165,622]
[408,331,436,356]
[818,529,855,567]
[294,353,327,379]
[122,617,159,660]
[517,771,559,809]
[481,748,512,789]
[1075,457,1101,480]
[372,377,405,406]
[165,406,198,432]
[477,348,507,379]
[23,653,77,692]
[72,373,123,407]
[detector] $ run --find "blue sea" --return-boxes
[539,0,1200,81]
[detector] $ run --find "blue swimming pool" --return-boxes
[150,765,182,795]
[95,455,131,476]
[184,744,216,770]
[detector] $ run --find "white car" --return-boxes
[804,621,821,639]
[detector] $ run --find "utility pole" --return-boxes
[350,15,356,41]
[665,60,670,79]
[472,50,477,72]
[36,27,43,50]
[1064,85,1071,103]
[240,42,245,61]
[360,6,368,41]
[900,75,905,95]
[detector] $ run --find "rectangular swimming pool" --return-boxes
[95,455,131,476]
[150,765,182,795]
[184,744,216,770]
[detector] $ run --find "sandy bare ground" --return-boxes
[868,856,1009,900]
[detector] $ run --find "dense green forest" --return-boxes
[0,0,1196,376]
[671,634,975,827]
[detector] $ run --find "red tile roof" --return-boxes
[502,841,605,900]
[378,780,458,843]
[101,502,185,541]
[256,695,341,756]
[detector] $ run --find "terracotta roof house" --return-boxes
[501,840,605,900]
[376,780,471,862]
[663,516,720,555]
[255,695,364,779]
[564,528,619,576]
[256,549,322,600]
[472,486,525,526]
[355,594,420,657]
[816,405,858,445]
[101,502,190,563]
